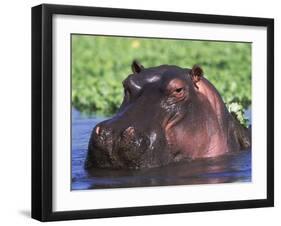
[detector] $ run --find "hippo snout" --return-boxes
[88,123,150,169]
[93,124,138,150]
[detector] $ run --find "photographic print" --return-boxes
[32,4,273,221]
[71,35,252,190]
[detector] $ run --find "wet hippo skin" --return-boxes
[85,60,251,170]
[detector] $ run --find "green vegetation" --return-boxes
[72,35,251,126]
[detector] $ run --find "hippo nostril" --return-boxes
[94,125,113,144]
[122,126,135,138]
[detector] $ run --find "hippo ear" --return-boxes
[190,65,203,88]
[131,60,144,73]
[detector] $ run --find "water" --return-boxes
[71,108,251,190]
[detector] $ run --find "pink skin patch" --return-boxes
[95,126,100,135]
[165,77,228,159]
[196,77,226,124]
[196,77,228,157]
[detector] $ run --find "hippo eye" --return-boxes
[171,87,185,99]
[175,88,183,93]
[173,88,184,95]
[166,78,186,96]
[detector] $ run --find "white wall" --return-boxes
[0,0,279,225]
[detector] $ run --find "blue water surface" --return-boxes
[71,108,251,190]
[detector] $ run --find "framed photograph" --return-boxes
[32,4,274,221]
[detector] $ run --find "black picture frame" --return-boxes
[31,3,274,222]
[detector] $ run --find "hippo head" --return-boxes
[85,60,205,170]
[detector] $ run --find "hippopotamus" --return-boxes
[85,60,251,170]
